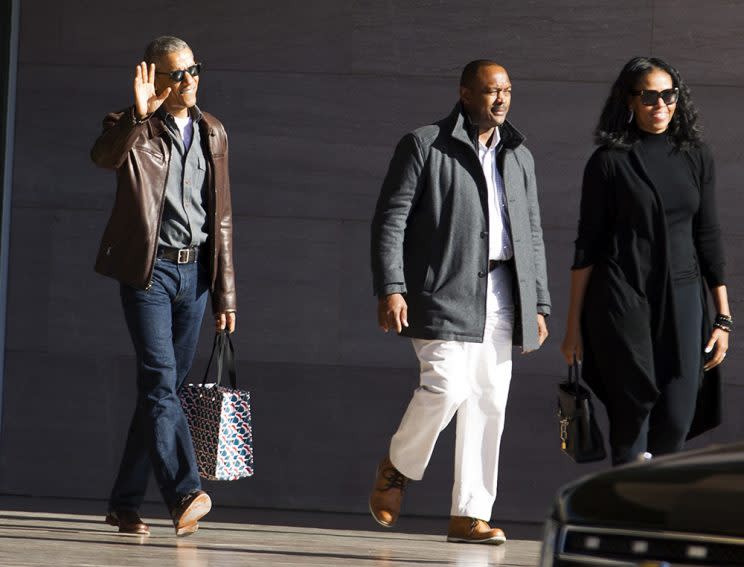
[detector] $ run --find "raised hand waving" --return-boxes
[133,62,171,119]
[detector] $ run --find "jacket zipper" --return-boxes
[145,143,171,290]
[207,128,218,290]
[144,123,217,290]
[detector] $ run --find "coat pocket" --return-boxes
[133,144,165,164]
[588,261,646,316]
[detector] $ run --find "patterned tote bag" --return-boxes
[180,331,254,481]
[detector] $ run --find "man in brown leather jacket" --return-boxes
[91,36,236,537]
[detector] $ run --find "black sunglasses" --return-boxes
[155,63,202,83]
[631,87,679,106]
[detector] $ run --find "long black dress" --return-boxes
[573,133,725,464]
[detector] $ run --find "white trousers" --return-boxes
[389,266,514,521]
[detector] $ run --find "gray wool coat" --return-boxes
[371,103,551,351]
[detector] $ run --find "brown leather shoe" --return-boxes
[447,516,506,544]
[369,456,409,527]
[104,509,150,536]
[171,490,212,536]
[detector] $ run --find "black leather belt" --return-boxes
[157,246,202,264]
[489,259,508,272]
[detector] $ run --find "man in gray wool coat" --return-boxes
[369,59,550,544]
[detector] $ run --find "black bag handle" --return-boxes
[201,331,237,388]
[567,355,595,406]
[568,354,581,388]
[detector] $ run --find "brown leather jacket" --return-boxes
[91,106,236,313]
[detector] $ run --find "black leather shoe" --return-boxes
[104,509,150,535]
[171,490,212,536]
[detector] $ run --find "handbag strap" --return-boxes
[201,331,238,388]
[222,331,237,388]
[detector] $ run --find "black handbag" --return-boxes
[557,358,607,463]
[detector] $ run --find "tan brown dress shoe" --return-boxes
[171,490,212,536]
[104,509,150,536]
[447,516,506,544]
[369,456,409,527]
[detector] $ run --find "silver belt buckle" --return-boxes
[177,248,191,264]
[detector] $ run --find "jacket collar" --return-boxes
[151,105,215,139]
[155,105,203,129]
[448,102,525,151]
[155,104,203,120]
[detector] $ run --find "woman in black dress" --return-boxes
[561,56,731,465]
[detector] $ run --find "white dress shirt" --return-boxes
[478,128,513,261]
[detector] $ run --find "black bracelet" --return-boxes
[130,106,151,126]
[133,113,151,125]
[714,313,733,332]
[714,322,732,333]
[714,313,732,332]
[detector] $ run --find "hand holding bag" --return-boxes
[180,331,254,481]
[557,357,606,463]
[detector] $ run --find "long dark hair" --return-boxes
[595,56,701,149]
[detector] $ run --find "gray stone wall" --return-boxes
[2,1,742,523]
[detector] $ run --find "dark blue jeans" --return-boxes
[109,257,208,511]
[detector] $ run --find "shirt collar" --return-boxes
[157,104,203,127]
[478,127,501,153]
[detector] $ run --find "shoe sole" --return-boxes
[175,493,212,537]
[446,535,506,545]
[176,523,200,537]
[104,515,150,536]
[368,499,395,528]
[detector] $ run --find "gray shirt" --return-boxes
[158,106,208,249]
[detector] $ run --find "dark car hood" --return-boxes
[556,442,744,537]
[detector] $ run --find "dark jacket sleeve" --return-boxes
[90,107,149,170]
[370,133,425,297]
[572,149,612,269]
[693,143,726,288]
